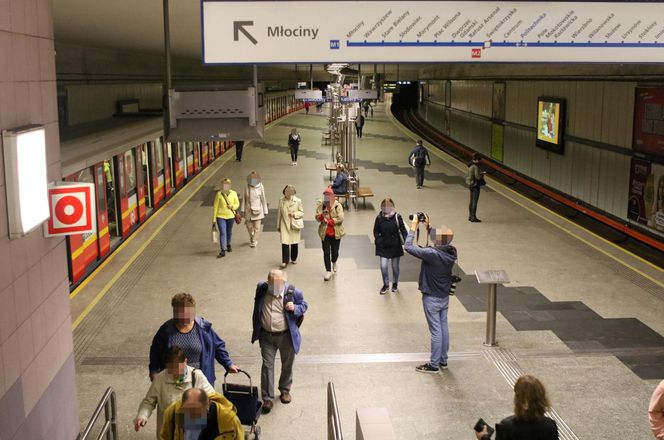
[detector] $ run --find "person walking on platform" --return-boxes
[288,128,301,166]
[251,270,308,414]
[466,153,486,222]
[235,140,244,162]
[408,140,431,189]
[212,178,240,257]
[330,164,349,196]
[149,293,239,386]
[277,184,304,268]
[316,187,345,281]
[355,113,365,138]
[373,198,408,295]
[404,216,457,373]
[134,346,215,437]
[650,379,664,440]
[243,171,268,248]
[474,375,558,440]
[161,388,244,440]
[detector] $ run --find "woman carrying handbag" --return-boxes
[276,184,304,268]
[373,198,408,295]
[212,178,241,258]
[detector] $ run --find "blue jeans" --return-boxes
[216,217,234,251]
[379,257,400,286]
[422,294,450,367]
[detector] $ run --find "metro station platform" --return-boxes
[71,101,664,439]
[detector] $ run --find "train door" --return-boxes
[201,142,209,166]
[185,142,194,179]
[119,149,139,236]
[215,141,222,157]
[162,140,172,197]
[151,138,166,206]
[138,143,151,221]
[94,163,111,258]
[64,167,99,284]
[109,156,122,238]
[193,142,201,174]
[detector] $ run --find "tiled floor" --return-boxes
[71,102,664,439]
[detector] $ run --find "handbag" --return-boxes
[211,224,218,243]
[290,216,304,230]
[220,191,242,224]
[478,175,487,186]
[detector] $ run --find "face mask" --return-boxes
[184,413,207,429]
[382,207,395,216]
[324,197,333,206]
[250,179,260,186]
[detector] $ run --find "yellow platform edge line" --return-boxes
[385,101,664,287]
[70,109,299,329]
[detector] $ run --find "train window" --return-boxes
[76,168,94,184]
[95,166,105,210]
[125,150,136,190]
[155,138,164,170]
[117,155,125,196]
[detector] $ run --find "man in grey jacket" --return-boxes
[404,215,457,373]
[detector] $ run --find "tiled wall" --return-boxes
[0,0,79,438]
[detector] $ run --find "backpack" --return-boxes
[414,148,427,166]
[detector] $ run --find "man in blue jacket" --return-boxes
[330,164,348,195]
[252,269,308,413]
[149,293,239,386]
[404,215,457,373]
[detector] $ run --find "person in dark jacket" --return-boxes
[373,198,408,295]
[408,140,431,189]
[234,140,244,162]
[355,114,365,138]
[330,164,348,195]
[475,375,559,440]
[288,128,301,165]
[466,153,486,222]
[404,215,457,373]
[149,293,239,386]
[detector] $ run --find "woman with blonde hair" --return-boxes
[475,375,558,439]
[243,171,269,248]
[212,178,240,257]
[277,184,304,268]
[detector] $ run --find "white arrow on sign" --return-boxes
[202,1,664,64]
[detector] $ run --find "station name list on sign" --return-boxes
[268,25,319,40]
[202,1,664,64]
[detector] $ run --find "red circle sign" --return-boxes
[55,195,84,225]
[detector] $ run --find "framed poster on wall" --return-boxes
[627,158,664,237]
[536,97,565,154]
[633,87,664,158]
[491,123,504,162]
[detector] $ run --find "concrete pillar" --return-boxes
[0,1,79,439]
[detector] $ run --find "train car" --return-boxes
[61,90,300,288]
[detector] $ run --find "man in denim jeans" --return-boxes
[404,215,457,373]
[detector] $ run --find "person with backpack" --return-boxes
[288,128,301,165]
[251,269,308,414]
[373,198,409,295]
[466,153,486,222]
[408,140,431,189]
[134,346,216,437]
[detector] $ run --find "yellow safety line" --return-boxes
[71,112,296,328]
[386,104,664,287]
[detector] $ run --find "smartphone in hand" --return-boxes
[473,418,495,437]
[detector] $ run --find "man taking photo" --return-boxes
[404,214,458,373]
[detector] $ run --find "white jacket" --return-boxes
[243,183,269,221]
[135,366,215,438]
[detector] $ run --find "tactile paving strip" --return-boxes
[483,348,579,440]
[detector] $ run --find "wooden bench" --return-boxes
[322,131,331,145]
[325,163,338,180]
[356,186,374,208]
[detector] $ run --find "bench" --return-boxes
[356,186,374,208]
[322,131,331,145]
[325,163,338,180]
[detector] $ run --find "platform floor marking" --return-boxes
[386,104,664,289]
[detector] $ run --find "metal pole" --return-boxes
[484,284,498,346]
[309,64,313,89]
[163,0,172,91]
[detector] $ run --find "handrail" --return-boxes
[327,382,343,440]
[78,387,118,440]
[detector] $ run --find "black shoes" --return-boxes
[415,363,439,374]
[227,245,233,252]
[469,217,482,223]
[217,251,226,258]
[380,285,389,295]
[391,283,398,293]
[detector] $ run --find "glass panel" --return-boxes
[125,149,136,191]
[155,138,164,170]
[95,166,105,210]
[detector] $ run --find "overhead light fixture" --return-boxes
[2,125,50,238]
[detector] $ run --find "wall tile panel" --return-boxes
[0,284,17,343]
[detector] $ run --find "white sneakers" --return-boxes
[332,262,338,273]
[292,162,298,166]
[280,262,287,269]
[249,241,257,248]
[323,272,332,281]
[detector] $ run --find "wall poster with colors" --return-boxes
[627,158,664,237]
[633,87,664,158]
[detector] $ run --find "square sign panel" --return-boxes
[44,183,96,236]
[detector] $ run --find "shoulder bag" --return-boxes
[220,191,242,224]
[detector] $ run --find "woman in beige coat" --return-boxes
[277,184,304,268]
[243,171,269,248]
[315,187,345,281]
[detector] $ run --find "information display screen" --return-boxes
[536,97,565,154]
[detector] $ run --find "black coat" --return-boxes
[373,213,408,258]
[488,416,558,440]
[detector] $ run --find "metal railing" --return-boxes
[327,382,343,440]
[78,387,118,440]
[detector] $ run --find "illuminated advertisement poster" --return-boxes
[536,97,565,154]
[633,87,664,158]
[627,158,664,237]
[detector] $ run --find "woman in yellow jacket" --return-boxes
[213,178,240,257]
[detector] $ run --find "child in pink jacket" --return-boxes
[650,380,664,440]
